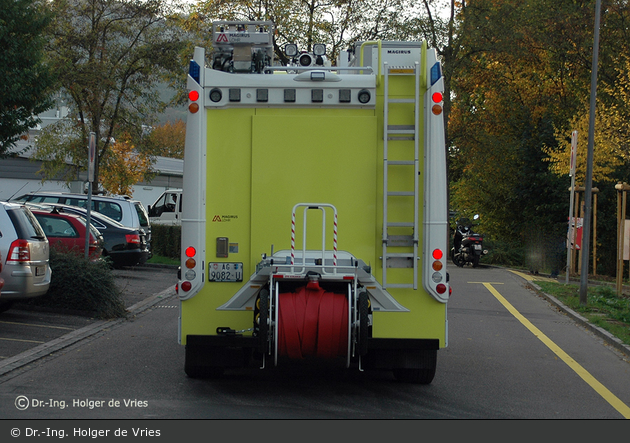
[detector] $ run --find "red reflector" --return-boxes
[181,281,192,292]
[432,249,443,260]
[185,247,196,257]
[432,92,443,103]
[436,283,447,294]
[189,90,199,101]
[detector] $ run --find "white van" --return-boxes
[148,189,182,225]
[12,192,152,251]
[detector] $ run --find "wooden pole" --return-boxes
[593,191,597,276]
[616,183,630,296]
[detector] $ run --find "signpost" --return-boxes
[85,132,96,260]
[566,130,578,284]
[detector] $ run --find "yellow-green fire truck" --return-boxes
[178,21,450,383]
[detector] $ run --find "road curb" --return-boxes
[526,281,630,360]
[0,286,177,378]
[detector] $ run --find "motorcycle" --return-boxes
[451,215,488,268]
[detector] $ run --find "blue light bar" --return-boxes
[189,60,201,84]
[430,62,442,86]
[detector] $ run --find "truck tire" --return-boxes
[256,288,270,354]
[392,349,437,384]
[358,290,370,356]
[184,348,225,379]
[185,363,224,379]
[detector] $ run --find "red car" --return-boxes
[30,208,103,260]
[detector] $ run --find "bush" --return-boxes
[27,249,127,318]
[151,224,181,259]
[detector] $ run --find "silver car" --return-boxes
[0,202,51,312]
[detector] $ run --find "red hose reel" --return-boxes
[277,280,348,360]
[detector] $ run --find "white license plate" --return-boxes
[208,263,243,282]
[473,244,482,250]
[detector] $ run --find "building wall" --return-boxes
[0,155,182,212]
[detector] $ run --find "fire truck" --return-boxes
[178,21,450,383]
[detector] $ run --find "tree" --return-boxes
[0,0,56,155]
[447,0,604,270]
[100,134,154,196]
[187,0,415,64]
[141,119,185,159]
[34,0,187,190]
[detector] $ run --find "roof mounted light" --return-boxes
[285,44,298,57]
[313,44,326,56]
[299,53,313,66]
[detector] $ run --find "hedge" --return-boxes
[151,224,181,259]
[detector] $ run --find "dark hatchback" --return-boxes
[26,204,150,268]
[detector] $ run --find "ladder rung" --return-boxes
[387,136,414,141]
[387,125,415,133]
[385,253,415,258]
[387,98,415,104]
[387,222,414,228]
[388,191,414,196]
[387,161,415,165]
[387,66,417,74]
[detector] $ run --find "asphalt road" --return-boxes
[0,265,629,420]
[0,265,178,373]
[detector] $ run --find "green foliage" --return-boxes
[448,0,630,275]
[0,0,56,154]
[28,249,127,319]
[150,224,181,259]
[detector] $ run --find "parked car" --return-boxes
[0,202,51,312]
[12,191,151,253]
[29,207,103,261]
[30,204,150,268]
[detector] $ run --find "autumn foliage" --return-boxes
[100,135,154,197]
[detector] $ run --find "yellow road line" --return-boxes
[509,270,558,283]
[0,320,74,331]
[482,282,630,419]
[0,337,45,344]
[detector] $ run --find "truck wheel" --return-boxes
[256,288,270,354]
[185,364,224,379]
[357,290,370,356]
[392,349,437,384]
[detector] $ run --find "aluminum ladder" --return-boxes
[382,61,420,289]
